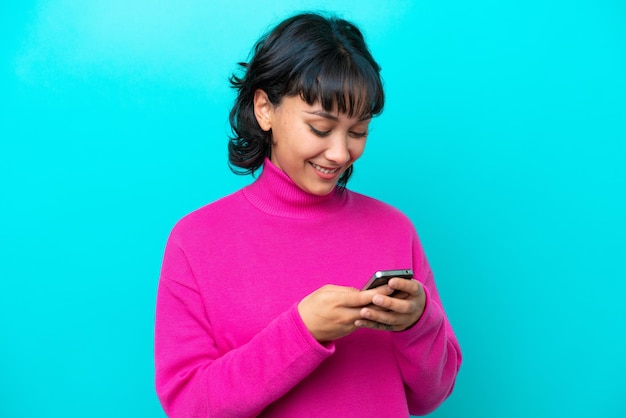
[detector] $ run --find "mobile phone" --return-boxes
[361,269,414,292]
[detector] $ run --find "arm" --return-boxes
[392,234,462,415]
[154,239,334,418]
[392,270,462,415]
[353,233,462,415]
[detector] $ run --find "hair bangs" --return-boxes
[293,51,384,119]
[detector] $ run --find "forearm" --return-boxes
[155,278,334,417]
[392,284,462,415]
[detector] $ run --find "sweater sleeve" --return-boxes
[154,237,334,418]
[391,232,462,416]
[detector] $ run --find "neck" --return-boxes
[242,159,347,219]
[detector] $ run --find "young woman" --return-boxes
[155,12,461,417]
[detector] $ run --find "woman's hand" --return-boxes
[298,285,392,342]
[355,278,426,331]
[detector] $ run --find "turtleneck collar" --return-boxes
[242,158,348,219]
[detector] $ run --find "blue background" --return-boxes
[1,1,625,417]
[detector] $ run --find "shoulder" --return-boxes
[168,189,246,242]
[345,190,415,229]
[347,190,412,220]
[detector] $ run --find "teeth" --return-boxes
[311,163,339,174]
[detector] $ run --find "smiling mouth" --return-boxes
[310,162,340,175]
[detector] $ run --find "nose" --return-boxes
[325,134,351,165]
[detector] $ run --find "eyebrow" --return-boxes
[305,110,371,122]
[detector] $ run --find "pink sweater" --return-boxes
[155,159,461,417]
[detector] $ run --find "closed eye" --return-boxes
[309,125,369,139]
[349,131,368,139]
[308,125,331,137]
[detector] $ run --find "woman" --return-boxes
[155,12,461,417]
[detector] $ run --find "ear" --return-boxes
[253,89,273,132]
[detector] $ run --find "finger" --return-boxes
[354,319,397,331]
[346,286,392,307]
[370,295,417,315]
[364,303,389,312]
[359,306,407,327]
[362,285,394,296]
[390,291,410,300]
[388,278,421,295]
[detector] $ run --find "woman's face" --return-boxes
[254,90,371,196]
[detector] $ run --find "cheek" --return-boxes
[349,141,367,160]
